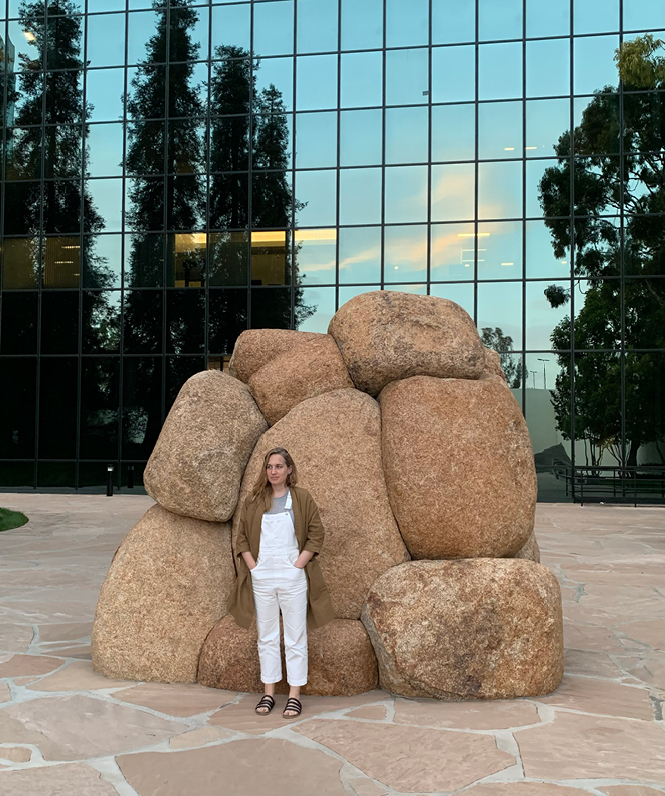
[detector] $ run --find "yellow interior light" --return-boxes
[294,229,337,242]
[525,146,537,150]
[251,231,287,247]
[501,262,514,266]
[504,147,515,151]
[24,30,36,42]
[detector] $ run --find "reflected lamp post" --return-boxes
[537,358,550,390]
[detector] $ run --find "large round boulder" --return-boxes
[229,329,323,383]
[380,375,537,559]
[92,504,234,683]
[361,559,563,700]
[328,291,485,395]
[248,335,353,425]
[143,370,267,522]
[198,615,378,696]
[233,388,410,619]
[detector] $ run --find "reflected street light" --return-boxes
[530,370,537,389]
[537,358,550,390]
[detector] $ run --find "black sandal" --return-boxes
[282,697,302,718]
[255,694,275,715]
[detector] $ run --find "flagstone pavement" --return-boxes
[0,494,663,796]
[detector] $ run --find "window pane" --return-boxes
[296,228,337,285]
[80,358,119,459]
[82,290,121,353]
[295,169,337,227]
[43,237,82,288]
[295,286,336,332]
[253,0,294,57]
[212,3,251,51]
[86,69,125,122]
[478,161,523,219]
[574,35,619,95]
[479,0,522,41]
[341,51,382,108]
[526,99,570,159]
[166,290,205,353]
[386,0,428,48]
[123,290,164,353]
[478,101,522,160]
[124,234,164,287]
[384,224,427,283]
[38,358,77,459]
[385,106,428,164]
[255,57,293,111]
[41,291,79,353]
[0,359,36,459]
[209,231,249,286]
[0,292,38,354]
[85,234,122,289]
[526,0,570,37]
[338,226,381,283]
[252,171,293,228]
[386,48,428,106]
[1,238,39,289]
[296,54,338,111]
[430,222,476,281]
[250,285,292,328]
[431,163,475,222]
[340,109,382,166]
[526,281,570,349]
[296,111,337,168]
[431,104,475,162]
[526,219,571,278]
[208,288,248,353]
[526,159,556,217]
[477,281,523,346]
[341,0,383,51]
[251,230,290,286]
[88,178,123,233]
[122,356,163,459]
[128,11,162,65]
[432,45,475,103]
[624,0,665,31]
[479,42,522,101]
[339,167,382,225]
[297,0,338,54]
[384,165,427,223]
[574,0,619,34]
[477,221,523,278]
[527,39,571,98]
[87,13,126,67]
[431,281,475,316]
[168,232,206,287]
[432,0,475,45]
[87,123,123,177]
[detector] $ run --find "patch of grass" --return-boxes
[0,508,29,532]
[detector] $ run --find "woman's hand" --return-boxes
[293,550,314,569]
[241,551,257,571]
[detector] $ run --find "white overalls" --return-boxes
[250,490,308,686]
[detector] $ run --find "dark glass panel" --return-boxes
[0,463,35,489]
[250,286,292,329]
[432,0,475,45]
[573,35,619,96]
[478,42,522,101]
[339,109,382,166]
[338,226,381,284]
[526,39,570,99]
[165,174,204,229]
[209,231,249,286]
[340,0,383,51]
[250,230,290,285]
[170,4,208,62]
[251,171,292,229]
[477,280,523,348]
[41,290,79,354]
[479,0,522,41]
[86,123,124,176]
[126,121,166,173]
[210,117,250,171]
[42,236,81,288]
[573,159,621,219]
[623,92,665,152]
[384,225,427,283]
[386,0,428,48]
[5,128,42,181]
[46,10,85,70]
[166,290,205,353]
[431,45,475,103]
[572,279,621,349]
[625,215,665,276]
[86,13,126,67]
[79,357,119,459]
[0,292,38,354]
[166,356,206,410]
[431,163,475,222]
[384,165,427,223]
[297,0,338,54]
[385,106,428,165]
[212,3,251,51]
[253,0,294,57]
[41,126,83,179]
[625,352,665,472]
[208,288,248,354]
[526,158,559,218]
[122,356,163,459]
[477,220,523,279]
[1,237,40,288]
[3,183,39,234]
[38,356,78,459]
[296,54,337,111]
[294,170,336,227]
[124,233,165,287]
[41,182,82,234]
[126,66,166,117]
[78,462,118,488]
[8,19,42,69]
[340,51,382,108]
[210,173,249,229]
[526,281,571,350]
[82,291,121,353]
[167,232,206,287]
[573,94,620,155]
[625,279,665,350]
[83,234,121,289]
[296,228,336,285]
[252,114,292,169]
[43,72,83,124]
[121,461,146,489]
[339,167,382,225]
[430,222,476,281]
[0,358,36,458]
[123,289,163,354]
[126,177,166,230]
[37,462,76,488]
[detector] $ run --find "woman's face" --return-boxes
[266,454,292,490]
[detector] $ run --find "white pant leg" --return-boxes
[252,571,283,684]
[276,571,308,687]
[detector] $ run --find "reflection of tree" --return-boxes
[540,35,665,467]
[480,327,525,389]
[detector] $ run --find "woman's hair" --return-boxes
[250,447,298,511]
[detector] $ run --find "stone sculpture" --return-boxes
[92,290,563,700]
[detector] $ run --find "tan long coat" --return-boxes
[227,485,334,630]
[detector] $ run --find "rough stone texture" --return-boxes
[0,764,120,796]
[328,290,485,395]
[198,614,378,696]
[91,504,234,683]
[117,740,349,796]
[229,328,323,383]
[295,719,514,793]
[143,371,267,522]
[233,388,409,618]
[361,559,563,700]
[482,347,507,381]
[248,335,354,425]
[512,532,541,563]
[380,375,537,559]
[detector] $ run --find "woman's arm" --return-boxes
[294,549,314,569]
[235,498,255,568]
[241,550,257,570]
[301,494,325,559]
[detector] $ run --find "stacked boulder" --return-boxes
[92,291,563,699]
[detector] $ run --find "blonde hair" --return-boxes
[250,447,298,511]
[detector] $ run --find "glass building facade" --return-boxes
[0,0,664,498]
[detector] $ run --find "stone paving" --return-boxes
[0,494,663,796]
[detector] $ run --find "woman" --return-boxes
[228,447,334,718]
